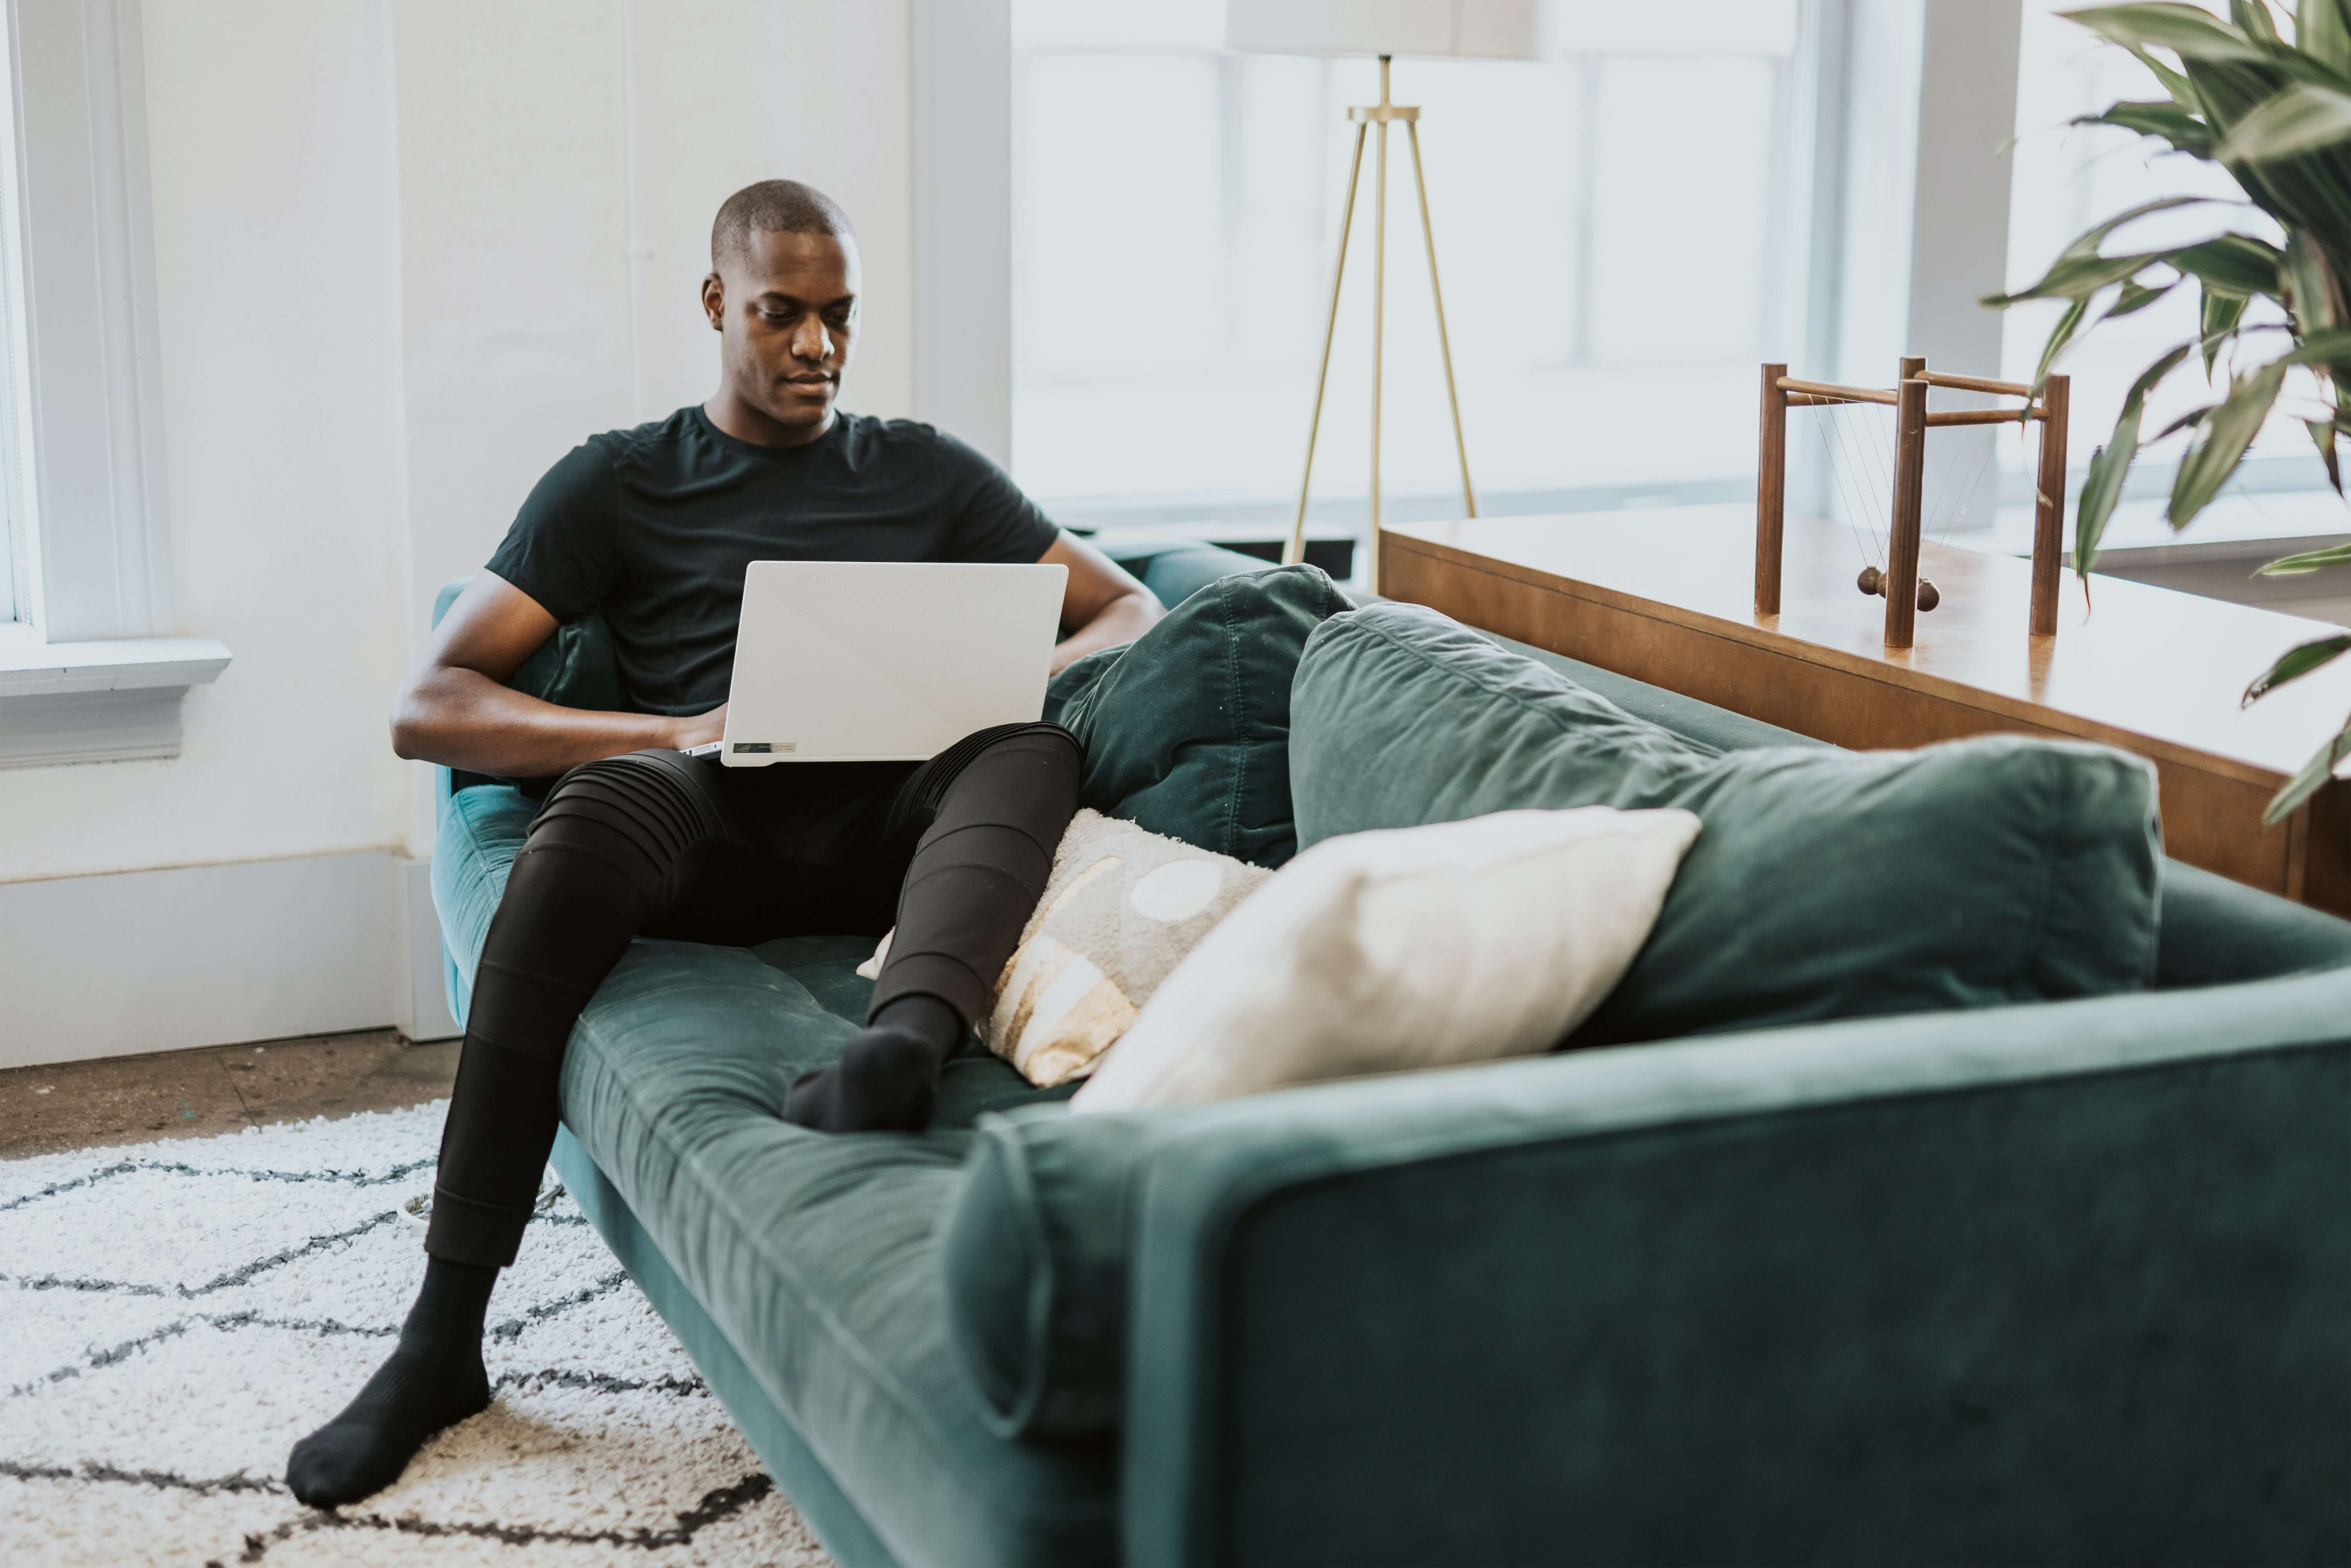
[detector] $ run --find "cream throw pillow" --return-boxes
[1070,806,1702,1113]
[857,809,1270,1087]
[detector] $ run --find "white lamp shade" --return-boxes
[1224,0,1543,61]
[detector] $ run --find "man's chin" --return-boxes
[764,390,835,429]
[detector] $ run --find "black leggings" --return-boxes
[426,722,1080,1267]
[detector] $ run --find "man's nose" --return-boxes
[790,315,829,362]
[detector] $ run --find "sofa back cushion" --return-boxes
[1290,605,2164,1044]
[1051,563,1351,867]
[1452,626,2351,991]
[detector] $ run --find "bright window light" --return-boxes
[1010,0,1806,518]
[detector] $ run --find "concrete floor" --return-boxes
[0,1029,460,1159]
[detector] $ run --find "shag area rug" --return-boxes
[0,1102,835,1567]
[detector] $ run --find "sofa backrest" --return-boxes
[432,567,2351,989]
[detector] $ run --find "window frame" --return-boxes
[0,0,226,768]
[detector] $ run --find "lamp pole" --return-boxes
[1286,54,1478,595]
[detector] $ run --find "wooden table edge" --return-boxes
[1384,530,2293,793]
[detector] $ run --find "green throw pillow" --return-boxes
[1054,563,1350,867]
[1289,605,2164,1043]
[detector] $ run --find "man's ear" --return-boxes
[700,272,724,331]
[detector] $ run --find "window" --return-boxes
[0,0,227,766]
[1010,0,1809,526]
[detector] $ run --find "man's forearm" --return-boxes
[392,666,701,777]
[1050,590,1161,674]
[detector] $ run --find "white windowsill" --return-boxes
[0,632,232,767]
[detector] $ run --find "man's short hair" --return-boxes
[710,180,853,269]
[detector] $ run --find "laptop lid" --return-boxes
[717,560,1068,765]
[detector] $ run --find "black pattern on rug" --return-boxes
[0,1103,834,1566]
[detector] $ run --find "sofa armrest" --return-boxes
[1118,974,2351,1566]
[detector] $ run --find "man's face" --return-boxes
[703,230,860,436]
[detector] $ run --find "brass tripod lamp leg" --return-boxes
[1286,125,1369,569]
[1405,118,1475,521]
[1367,72,1390,595]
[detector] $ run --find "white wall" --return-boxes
[0,0,915,1065]
[0,0,408,888]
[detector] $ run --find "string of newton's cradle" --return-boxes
[1811,403,2001,581]
[1816,402,1886,567]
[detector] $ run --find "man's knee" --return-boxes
[521,750,722,899]
[915,725,1081,859]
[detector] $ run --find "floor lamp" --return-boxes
[1225,0,1540,593]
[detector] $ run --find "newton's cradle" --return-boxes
[1755,357,2068,648]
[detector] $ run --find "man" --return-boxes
[286,179,1161,1506]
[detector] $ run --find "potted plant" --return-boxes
[1988,0,2351,818]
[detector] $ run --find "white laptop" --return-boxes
[696,560,1068,766]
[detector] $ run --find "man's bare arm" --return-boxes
[390,574,721,776]
[1041,532,1162,674]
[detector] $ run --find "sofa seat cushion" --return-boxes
[434,784,1105,1566]
[554,941,1113,1567]
[1291,605,2165,1045]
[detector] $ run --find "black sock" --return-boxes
[285,1257,498,1506]
[782,994,965,1133]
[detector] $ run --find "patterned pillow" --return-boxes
[858,810,1270,1086]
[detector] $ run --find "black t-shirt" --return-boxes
[485,406,1062,716]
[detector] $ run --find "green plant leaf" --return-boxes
[2303,0,2351,76]
[1985,198,2243,308]
[2203,284,2251,372]
[2262,715,2351,822]
[2275,326,2351,364]
[2125,39,2204,102]
[2283,227,2345,333]
[2170,359,2289,527]
[1987,249,2168,306]
[2032,298,2090,395]
[2243,634,2351,704]
[2064,194,2228,259]
[2170,232,2288,294]
[2110,277,2182,317]
[2064,4,2269,63]
[2233,0,2284,44]
[2311,417,2346,491]
[2213,79,2351,158]
[2078,99,2219,153]
[2152,404,2218,442]
[2259,539,2351,574]
[2077,343,2196,578]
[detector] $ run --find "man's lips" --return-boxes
[783,374,835,391]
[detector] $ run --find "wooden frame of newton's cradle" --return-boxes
[1756,357,2070,648]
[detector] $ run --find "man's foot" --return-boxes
[783,995,962,1132]
[286,1257,497,1507]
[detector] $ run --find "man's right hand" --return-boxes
[393,574,708,779]
[667,703,728,753]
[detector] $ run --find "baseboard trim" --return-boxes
[0,847,459,1070]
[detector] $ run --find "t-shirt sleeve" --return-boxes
[933,429,1063,563]
[482,439,625,621]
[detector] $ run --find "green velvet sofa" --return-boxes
[430,539,2351,1567]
